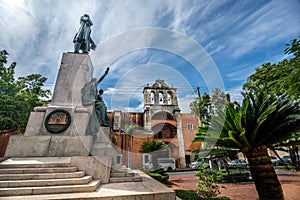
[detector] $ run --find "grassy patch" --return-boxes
[175,190,230,200]
[219,169,251,183]
[276,165,296,171]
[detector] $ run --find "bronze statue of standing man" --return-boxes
[73,14,97,54]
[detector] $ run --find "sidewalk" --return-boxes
[169,169,300,200]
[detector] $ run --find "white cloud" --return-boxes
[229,0,300,58]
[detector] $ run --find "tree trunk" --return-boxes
[295,146,300,166]
[289,148,297,166]
[243,146,284,200]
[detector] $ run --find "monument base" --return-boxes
[24,105,91,137]
[91,127,118,164]
[4,135,93,157]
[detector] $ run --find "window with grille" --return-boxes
[187,123,193,130]
[116,154,122,164]
[143,154,151,164]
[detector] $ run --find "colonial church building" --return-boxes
[108,80,201,169]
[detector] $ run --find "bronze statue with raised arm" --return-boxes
[81,68,110,137]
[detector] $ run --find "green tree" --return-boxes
[203,89,300,200]
[139,141,167,169]
[191,89,230,149]
[0,50,50,132]
[243,39,300,100]
[211,88,230,115]
[189,89,230,124]
[190,93,211,125]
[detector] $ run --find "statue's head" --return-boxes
[81,14,90,22]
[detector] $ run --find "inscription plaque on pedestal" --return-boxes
[44,109,71,133]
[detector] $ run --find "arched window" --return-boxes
[167,92,172,105]
[159,92,164,105]
[151,91,155,104]
[157,131,162,139]
[151,111,174,120]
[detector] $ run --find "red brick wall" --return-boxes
[0,132,23,157]
[0,134,10,157]
[110,112,201,169]
[112,133,154,169]
[181,114,201,151]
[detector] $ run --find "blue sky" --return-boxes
[1,0,299,113]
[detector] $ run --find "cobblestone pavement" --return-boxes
[168,169,300,200]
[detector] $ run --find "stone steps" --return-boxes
[109,176,142,183]
[109,166,142,183]
[0,180,101,196]
[0,171,85,180]
[110,172,130,177]
[0,176,92,187]
[0,162,71,169]
[0,158,101,197]
[0,166,78,174]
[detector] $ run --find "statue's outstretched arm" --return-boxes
[97,67,109,84]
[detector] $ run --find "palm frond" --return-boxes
[204,89,300,150]
[139,141,167,153]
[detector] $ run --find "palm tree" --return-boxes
[204,89,300,200]
[139,141,167,170]
[124,124,136,135]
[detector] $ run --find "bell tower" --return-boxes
[143,79,179,129]
[143,80,186,168]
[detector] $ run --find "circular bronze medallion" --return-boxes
[45,109,71,133]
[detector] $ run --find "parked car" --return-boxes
[229,159,249,168]
[189,158,211,170]
[142,161,154,171]
[270,156,279,165]
[142,158,177,172]
[189,161,202,169]
[278,156,292,165]
[157,158,176,172]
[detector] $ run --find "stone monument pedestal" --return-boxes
[5,53,116,161]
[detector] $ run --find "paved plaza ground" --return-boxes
[168,169,300,200]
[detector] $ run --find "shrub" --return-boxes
[147,168,169,183]
[175,190,200,200]
[195,164,225,198]
[175,190,230,200]
[220,169,251,183]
